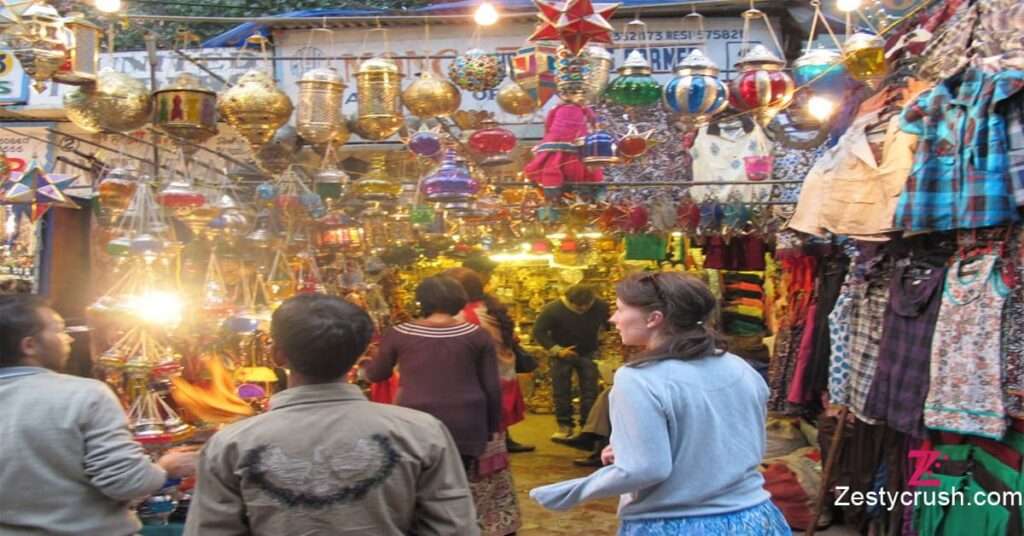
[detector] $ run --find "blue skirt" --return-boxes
[619,500,792,536]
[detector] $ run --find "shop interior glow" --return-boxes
[474,2,499,26]
[95,0,122,13]
[808,95,835,120]
[836,0,862,12]
[121,291,186,327]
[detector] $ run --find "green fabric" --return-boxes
[912,473,1012,536]
[1006,430,1024,456]
[936,444,972,462]
[624,234,667,261]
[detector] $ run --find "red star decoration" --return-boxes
[528,0,620,55]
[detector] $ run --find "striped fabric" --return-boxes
[393,322,480,339]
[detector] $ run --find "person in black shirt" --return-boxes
[532,285,609,440]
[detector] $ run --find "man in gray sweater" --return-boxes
[0,295,197,535]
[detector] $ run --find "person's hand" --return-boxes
[600,444,615,466]
[157,445,201,479]
[557,346,578,359]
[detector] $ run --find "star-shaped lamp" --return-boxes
[617,124,655,160]
[529,0,620,55]
[2,158,80,222]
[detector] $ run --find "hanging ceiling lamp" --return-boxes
[664,49,728,129]
[727,6,795,127]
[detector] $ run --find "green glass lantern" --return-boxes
[605,50,662,107]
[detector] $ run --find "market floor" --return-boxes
[506,414,860,536]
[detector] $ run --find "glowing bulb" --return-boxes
[125,291,185,327]
[808,96,835,121]
[474,2,499,26]
[836,0,862,12]
[95,0,122,13]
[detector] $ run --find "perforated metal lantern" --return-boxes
[402,70,461,119]
[152,73,218,151]
[217,70,294,152]
[355,58,403,141]
[663,49,728,128]
[296,67,346,145]
[64,69,152,133]
[728,45,795,127]
[53,14,100,86]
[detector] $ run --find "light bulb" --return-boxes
[95,0,122,13]
[836,0,862,12]
[474,2,499,26]
[808,96,835,121]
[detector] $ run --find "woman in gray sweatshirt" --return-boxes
[530,272,790,535]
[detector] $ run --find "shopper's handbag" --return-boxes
[512,344,539,373]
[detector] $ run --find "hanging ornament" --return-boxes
[496,81,538,116]
[580,127,619,164]
[664,49,729,128]
[794,48,847,97]
[616,124,654,161]
[64,69,152,133]
[152,73,218,154]
[581,45,613,104]
[355,57,403,141]
[296,67,346,145]
[555,45,590,104]
[53,14,101,86]
[728,45,795,127]
[421,149,480,204]
[511,43,559,108]
[528,0,620,55]
[314,150,350,201]
[844,32,887,86]
[255,125,299,175]
[728,5,794,127]
[448,49,505,93]
[7,3,65,93]
[402,70,461,119]
[605,50,662,107]
[217,70,294,152]
[406,124,444,158]
[245,210,275,248]
[0,0,40,36]
[468,119,517,167]
[156,175,205,211]
[353,154,401,203]
[1,158,79,222]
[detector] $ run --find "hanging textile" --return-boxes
[689,116,773,203]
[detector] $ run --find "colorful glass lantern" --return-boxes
[793,48,847,98]
[152,73,218,152]
[53,14,100,86]
[581,129,618,164]
[296,67,347,145]
[354,154,401,202]
[844,32,887,85]
[468,119,517,167]
[97,167,138,211]
[421,149,480,203]
[511,43,559,109]
[402,71,461,119]
[449,49,505,93]
[314,165,349,201]
[8,3,65,92]
[355,58,403,141]
[728,44,795,127]
[582,45,613,104]
[407,126,443,158]
[605,51,662,107]
[663,49,728,128]
[156,179,205,210]
[217,70,294,152]
[554,45,591,104]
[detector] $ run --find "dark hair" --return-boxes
[565,284,596,306]
[271,294,374,381]
[416,275,468,317]
[444,267,516,347]
[616,272,723,363]
[0,295,48,367]
[462,255,497,276]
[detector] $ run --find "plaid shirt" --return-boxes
[897,68,1024,231]
[917,0,976,83]
[845,258,893,424]
[862,264,946,438]
[1001,92,1024,206]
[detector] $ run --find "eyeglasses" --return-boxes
[641,272,666,303]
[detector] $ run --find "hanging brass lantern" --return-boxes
[296,67,346,145]
[152,72,218,151]
[496,81,537,116]
[64,69,152,133]
[353,154,401,202]
[581,45,613,104]
[53,14,100,86]
[354,57,403,141]
[217,70,294,152]
[256,125,298,175]
[402,70,461,119]
[9,3,66,93]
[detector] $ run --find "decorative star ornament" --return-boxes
[2,158,80,222]
[529,0,620,55]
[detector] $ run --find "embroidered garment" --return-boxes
[863,264,947,438]
[897,69,1024,231]
[689,118,773,203]
[1005,246,1024,418]
[925,255,1011,439]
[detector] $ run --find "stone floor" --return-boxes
[506,414,860,536]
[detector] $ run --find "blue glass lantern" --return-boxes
[663,50,729,129]
[581,130,619,164]
[793,48,848,98]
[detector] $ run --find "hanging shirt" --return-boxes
[925,254,1011,439]
[896,69,1024,232]
[845,257,893,424]
[689,119,773,203]
[999,92,1024,207]
[863,264,947,438]
[827,280,855,407]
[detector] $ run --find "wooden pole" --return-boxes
[806,406,849,536]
